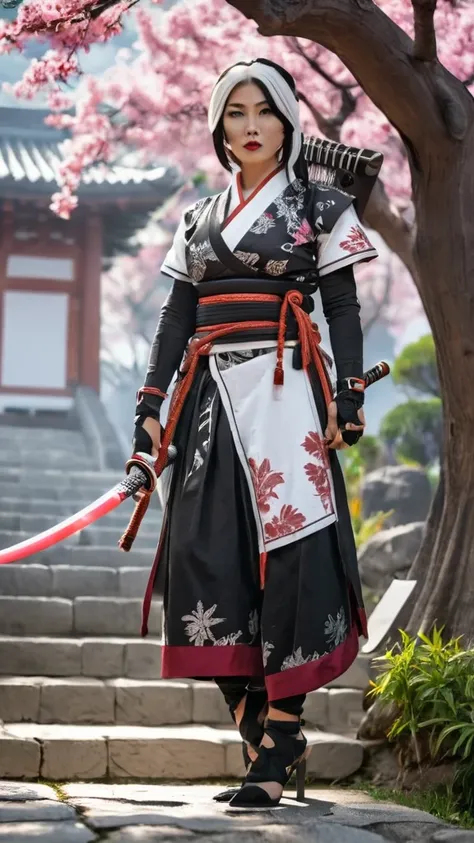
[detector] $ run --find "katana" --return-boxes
[0,361,390,566]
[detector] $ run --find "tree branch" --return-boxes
[225,0,471,148]
[299,88,357,140]
[412,0,438,62]
[363,179,419,286]
[286,36,357,91]
[361,264,392,336]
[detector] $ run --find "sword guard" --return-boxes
[125,452,157,493]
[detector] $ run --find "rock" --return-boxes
[324,801,444,830]
[106,829,194,841]
[301,689,329,729]
[0,800,75,822]
[357,699,400,741]
[327,657,371,690]
[358,523,425,591]
[432,831,474,841]
[106,827,385,843]
[0,783,58,801]
[306,732,364,779]
[362,466,432,527]
[357,741,400,788]
[0,823,97,842]
[327,689,364,731]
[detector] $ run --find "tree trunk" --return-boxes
[226,0,474,640]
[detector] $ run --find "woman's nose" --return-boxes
[245,118,259,135]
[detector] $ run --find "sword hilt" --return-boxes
[363,361,390,387]
[119,446,178,553]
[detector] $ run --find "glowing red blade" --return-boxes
[0,471,145,565]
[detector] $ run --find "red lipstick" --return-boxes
[244,142,262,151]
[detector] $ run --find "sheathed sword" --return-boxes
[0,361,390,566]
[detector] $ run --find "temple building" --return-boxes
[0,106,179,416]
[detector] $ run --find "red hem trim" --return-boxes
[162,645,264,678]
[265,621,360,701]
[223,165,284,230]
[358,607,368,639]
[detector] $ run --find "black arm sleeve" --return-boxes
[135,277,197,423]
[318,264,363,387]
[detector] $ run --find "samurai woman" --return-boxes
[132,58,377,808]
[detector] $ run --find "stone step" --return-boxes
[0,635,163,679]
[0,435,88,453]
[20,546,155,569]
[0,528,81,549]
[0,596,162,636]
[0,524,159,550]
[0,453,94,471]
[0,564,150,598]
[0,500,146,524]
[0,467,124,492]
[0,722,364,781]
[0,676,364,731]
[0,509,144,533]
[0,634,371,687]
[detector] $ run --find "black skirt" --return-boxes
[144,351,367,701]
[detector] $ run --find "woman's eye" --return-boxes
[228,110,243,118]
[261,108,272,115]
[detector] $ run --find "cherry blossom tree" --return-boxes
[2,0,474,637]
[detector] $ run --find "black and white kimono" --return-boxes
[139,165,377,701]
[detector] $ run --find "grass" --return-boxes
[38,779,68,801]
[353,783,474,830]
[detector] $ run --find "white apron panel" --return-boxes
[209,347,337,556]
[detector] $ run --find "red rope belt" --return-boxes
[156,288,333,475]
[120,289,334,561]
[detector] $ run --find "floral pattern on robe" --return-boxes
[161,168,377,285]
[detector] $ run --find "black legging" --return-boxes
[215,677,306,718]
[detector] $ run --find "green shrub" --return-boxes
[369,627,474,813]
[342,442,392,551]
[392,334,440,397]
[380,398,442,466]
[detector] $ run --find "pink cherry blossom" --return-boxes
[1,0,472,336]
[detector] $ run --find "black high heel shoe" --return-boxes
[227,719,309,809]
[213,688,268,803]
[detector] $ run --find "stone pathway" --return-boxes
[0,781,473,842]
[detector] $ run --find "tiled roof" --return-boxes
[0,107,180,202]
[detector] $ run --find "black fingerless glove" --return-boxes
[132,418,156,456]
[335,389,364,447]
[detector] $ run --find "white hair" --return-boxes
[208,61,302,180]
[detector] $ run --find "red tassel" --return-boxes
[273,365,284,386]
[259,551,268,588]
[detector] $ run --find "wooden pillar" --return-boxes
[80,212,102,392]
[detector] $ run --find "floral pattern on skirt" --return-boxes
[150,351,366,701]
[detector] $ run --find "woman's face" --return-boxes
[222,81,285,168]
